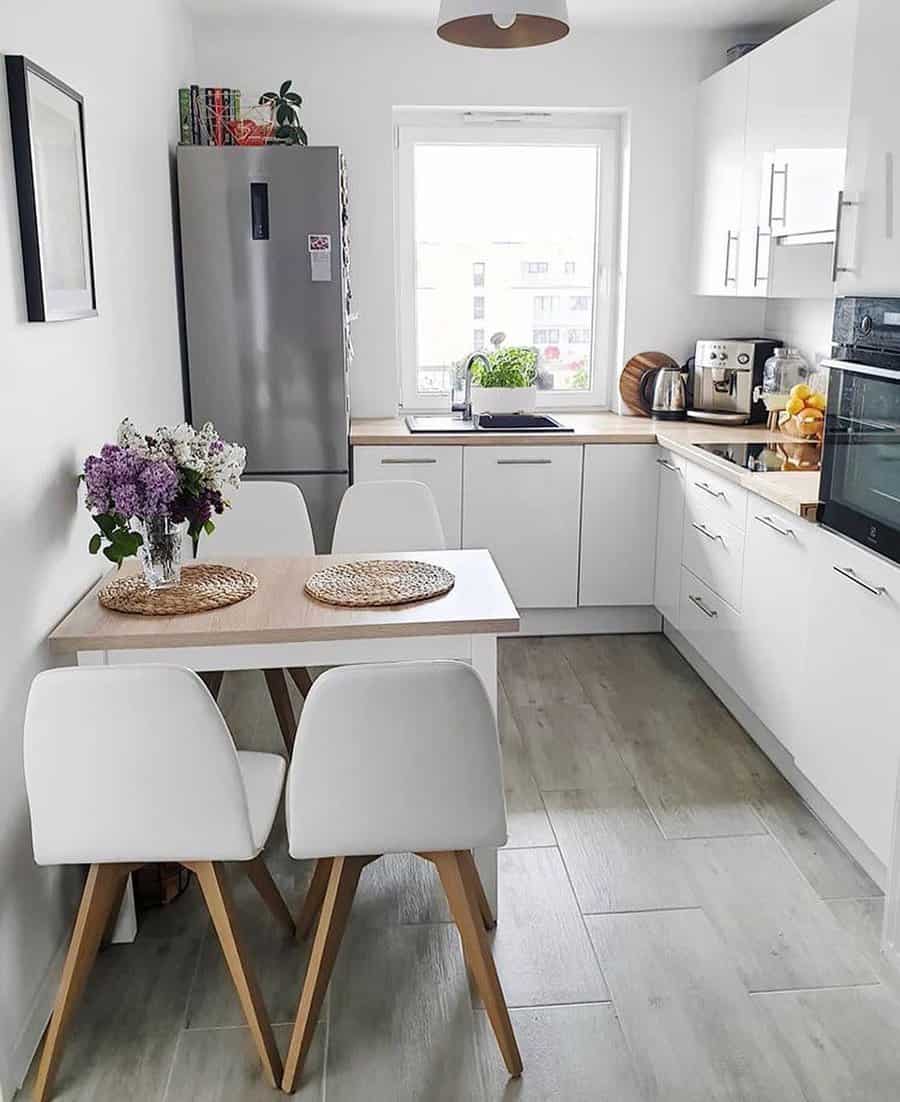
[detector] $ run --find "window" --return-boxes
[473,328,485,350]
[395,112,620,406]
[568,328,591,343]
[570,295,590,310]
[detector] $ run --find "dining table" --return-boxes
[48,548,520,942]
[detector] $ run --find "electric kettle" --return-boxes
[641,365,687,420]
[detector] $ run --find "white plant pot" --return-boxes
[470,386,537,417]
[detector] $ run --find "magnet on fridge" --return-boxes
[308,233,332,282]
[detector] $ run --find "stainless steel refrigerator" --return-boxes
[177,145,351,551]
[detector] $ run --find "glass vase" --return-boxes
[138,517,186,590]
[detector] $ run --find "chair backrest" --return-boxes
[285,660,507,858]
[203,480,315,557]
[24,666,258,864]
[331,480,445,553]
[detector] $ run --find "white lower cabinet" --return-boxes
[797,529,900,865]
[463,445,583,609]
[653,449,687,628]
[739,501,816,755]
[679,567,745,696]
[579,444,659,606]
[352,445,462,548]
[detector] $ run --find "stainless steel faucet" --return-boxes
[461,352,490,422]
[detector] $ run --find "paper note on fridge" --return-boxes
[308,233,332,282]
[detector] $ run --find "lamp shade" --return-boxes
[437,1,570,48]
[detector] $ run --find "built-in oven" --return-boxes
[819,297,900,564]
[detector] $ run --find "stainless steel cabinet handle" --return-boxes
[832,190,857,281]
[692,521,725,544]
[833,565,886,597]
[694,480,726,500]
[497,458,552,465]
[770,164,788,225]
[753,224,769,287]
[656,458,680,473]
[689,594,718,619]
[755,514,795,538]
[380,457,438,465]
[723,231,738,287]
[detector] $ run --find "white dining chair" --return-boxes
[331,480,446,553]
[23,665,294,1101]
[199,479,316,749]
[279,660,521,1093]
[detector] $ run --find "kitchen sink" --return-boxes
[405,413,572,433]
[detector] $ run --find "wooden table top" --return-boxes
[49,550,520,653]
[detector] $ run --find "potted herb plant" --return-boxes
[470,345,539,416]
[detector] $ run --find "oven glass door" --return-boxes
[821,364,900,560]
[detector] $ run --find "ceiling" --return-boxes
[186,0,828,31]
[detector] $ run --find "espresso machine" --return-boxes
[687,339,781,424]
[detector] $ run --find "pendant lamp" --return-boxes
[436,2,570,48]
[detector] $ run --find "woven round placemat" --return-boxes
[99,563,258,616]
[305,559,455,607]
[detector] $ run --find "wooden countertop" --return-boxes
[350,414,822,520]
[49,550,520,654]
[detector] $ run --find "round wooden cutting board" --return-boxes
[619,351,679,416]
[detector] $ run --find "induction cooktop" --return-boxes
[695,441,822,473]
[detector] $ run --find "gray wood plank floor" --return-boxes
[25,637,897,1101]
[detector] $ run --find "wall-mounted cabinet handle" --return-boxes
[723,230,738,287]
[497,458,552,465]
[833,564,886,597]
[692,521,724,545]
[694,480,726,499]
[769,164,788,225]
[380,457,437,465]
[689,594,718,619]
[832,190,857,281]
[753,224,770,287]
[656,458,680,473]
[755,514,795,538]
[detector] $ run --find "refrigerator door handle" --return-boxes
[250,182,269,240]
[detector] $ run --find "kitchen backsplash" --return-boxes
[763,297,834,369]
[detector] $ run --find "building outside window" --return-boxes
[473,328,485,350]
[394,111,620,404]
[568,328,591,343]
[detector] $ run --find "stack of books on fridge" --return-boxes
[178,86,242,146]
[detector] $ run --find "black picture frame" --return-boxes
[5,55,97,322]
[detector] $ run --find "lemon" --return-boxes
[786,396,805,416]
[807,392,827,411]
[790,383,812,401]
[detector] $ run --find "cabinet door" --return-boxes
[738,500,818,753]
[798,528,900,865]
[693,60,749,296]
[739,0,857,295]
[463,446,583,609]
[579,444,659,607]
[837,0,900,295]
[653,449,687,628]
[352,446,462,548]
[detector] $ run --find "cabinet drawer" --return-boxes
[682,497,746,609]
[679,567,744,693]
[463,445,583,609]
[686,462,748,531]
[352,446,462,548]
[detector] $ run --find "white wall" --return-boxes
[0,3,192,1095]
[194,17,766,417]
[764,297,835,368]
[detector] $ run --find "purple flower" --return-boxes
[83,446,178,520]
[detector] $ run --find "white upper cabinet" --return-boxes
[836,0,900,295]
[696,0,859,298]
[693,60,749,296]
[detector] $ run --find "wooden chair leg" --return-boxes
[295,858,334,941]
[199,670,224,701]
[460,850,496,930]
[244,855,295,937]
[287,667,313,697]
[188,861,282,1089]
[33,863,134,1102]
[264,669,297,752]
[282,856,369,1093]
[428,850,522,1077]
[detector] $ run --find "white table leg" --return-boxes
[470,634,499,916]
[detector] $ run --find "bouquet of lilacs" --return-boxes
[83,418,246,565]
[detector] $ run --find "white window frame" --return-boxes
[394,111,622,411]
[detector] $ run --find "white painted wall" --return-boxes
[764,297,835,368]
[194,17,766,417]
[0,3,192,1095]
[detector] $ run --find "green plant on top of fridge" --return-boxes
[259,80,308,145]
